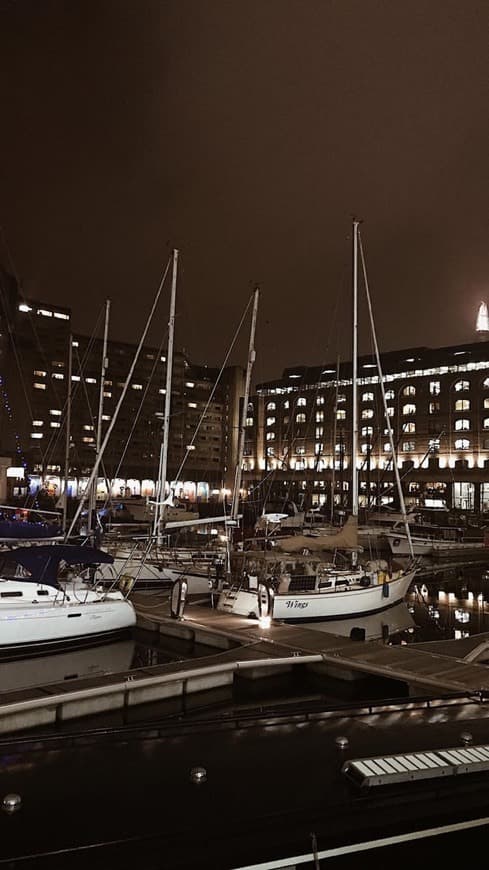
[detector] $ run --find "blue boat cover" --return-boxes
[0,520,62,539]
[9,545,114,587]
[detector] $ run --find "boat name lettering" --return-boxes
[285,600,308,609]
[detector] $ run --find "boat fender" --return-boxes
[359,575,371,587]
[257,583,272,619]
[377,571,385,585]
[170,578,188,619]
[382,580,390,598]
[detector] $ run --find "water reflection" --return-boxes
[306,601,416,642]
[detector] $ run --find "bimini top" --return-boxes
[6,545,114,587]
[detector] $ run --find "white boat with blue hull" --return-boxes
[0,544,136,652]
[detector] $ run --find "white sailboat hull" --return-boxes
[218,569,417,623]
[386,532,487,557]
[0,586,136,652]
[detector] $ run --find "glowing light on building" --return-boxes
[476,301,489,335]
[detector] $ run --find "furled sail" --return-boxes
[274,515,360,553]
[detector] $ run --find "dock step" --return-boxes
[342,744,489,787]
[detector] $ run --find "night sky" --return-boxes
[1,0,489,384]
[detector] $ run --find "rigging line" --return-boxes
[0,277,35,427]
[102,327,169,511]
[172,290,256,485]
[65,255,173,541]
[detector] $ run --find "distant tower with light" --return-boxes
[476,301,489,340]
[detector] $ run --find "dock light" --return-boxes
[2,794,21,814]
[258,615,271,629]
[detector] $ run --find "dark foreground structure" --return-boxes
[3,690,489,868]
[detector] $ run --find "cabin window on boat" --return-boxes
[455,419,470,431]
[430,381,441,395]
[402,422,416,433]
[455,399,470,411]
[454,380,470,392]
[402,403,416,415]
[455,439,470,450]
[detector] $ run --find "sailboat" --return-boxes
[217,220,419,623]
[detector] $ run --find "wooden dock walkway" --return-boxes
[132,591,489,696]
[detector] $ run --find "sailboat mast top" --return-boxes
[351,219,359,520]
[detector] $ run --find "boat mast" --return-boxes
[358,227,415,560]
[87,298,110,538]
[351,219,359,566]
[153,248,178,545]
[62,333,73,535]
[330,353,340,524]
[230,286,259,526]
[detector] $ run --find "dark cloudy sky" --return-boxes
[1,0,488,384]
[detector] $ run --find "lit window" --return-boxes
[266,432,275,441]
[455,399,470,411]
[158,388,166,395]
[296,445,306,455]
[188,402,197,409]
[297,397,306,407]
[362,392,374,402]
[83,425,94,431]
[37,308,52,317]
[50,409,61,416]
[31,432,43,439]
[266,446,275,456]
[316,411,324,422]
[82,437,95,443]
[402,441,415,452]
[335,443,344,453]
[483,378,489,389]
[386,406,394,417]
[402,403,416,415]
[86,377,96,384]
[33,370,46,377]
[361,426,373,437]
[455,438,470,450]
[360,443,371,454]
[484,418,489,430]
[50,422,61,428]
[71,375,80,382]
[185,381,195,388]
[53,311,69,320]
[266,401,276,410]
[315,426,323,438]
[402,385,416,397]
[430,381,440,395]
[315,442,324,454]
[429,401,440,414]
[429,439,440,453]
[337,394,346,403]
[385,390,394,400]
[316,396,324,405]
[52,373,64,380]
[266,416,276,426]
[454,419,470,431]
[454,380,470,392]
[336,409,346,420]
[18,303,32,312]
[402,422,416,433]
[103,391,112,398]
[32,420,43,426]
[245,416,254,427]
[383,443,392,452]
[362,409,374,419]
[102,414,111,421]
[296,413,306,423]
[33,382,46,390]
[72,341,79,347]
[132,383,142,390]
